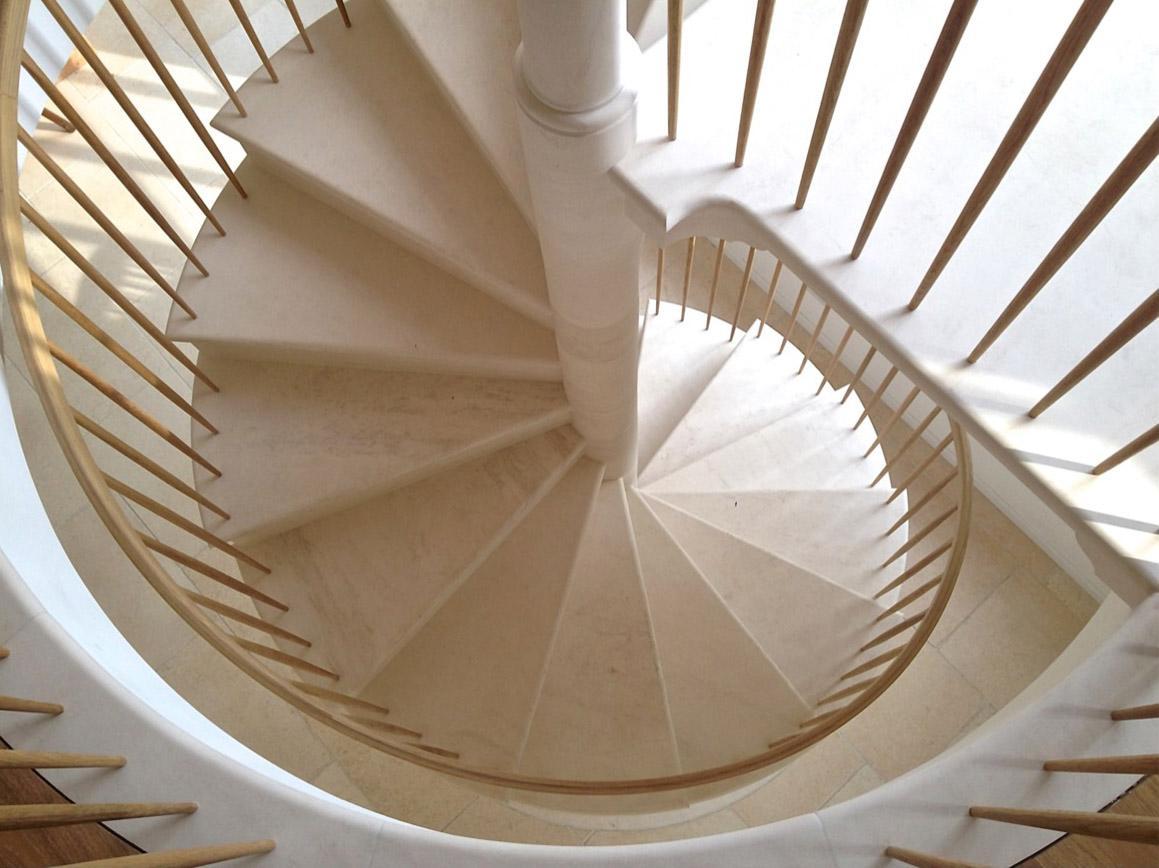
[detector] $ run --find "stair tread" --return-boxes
[518,481,680,781]
[212,0,551,327]
[379,0,534,225]
[645,495,900,706]
[244,427,584,692]
[627,491,812,772]
[192,356,570,542]
[169,163,559,381]
[356,458,604,770]
[648,489,907,600]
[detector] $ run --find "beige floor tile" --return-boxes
[310,761,373,811]
[731,733,864,826]
[1038,563,1100,623]
[824,764,883,807]
[586,810,746,845]
[444,798,588,845]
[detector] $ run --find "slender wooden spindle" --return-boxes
[854,366,898,430]
[237,638,338,680]
[17,129,195,316]
[21,200,216,389]
[108,0,246,196]
[860,610,926,652]
[798,304,830,374]
[798,706,846,729]
[347,715,422,739]
[757,259,784,337]
[883,846,989,868]
[842,347,876,404]
[1030,288,1159,417]
[74,412,229,518]
[680,236,696,320]
[50,345,221,476]
[1044,755,1159,774]
[411,743,461,760]
[291,681,390,716]
[779,283,808,354]
[667,0,683,140]
[885,432,955,504]
[875,541,952,598]
[872,407,940,487]
[818,676,875,707]
[852,0,977,258]
[105,475,267,572]
[730,246,757,341]
[0,750,125,769]
[886,468,957,535]
[818,324,853,395]
[0,802,197,832]
[1111,703,1159,721]
[64,840,277,867]
[41,106,74,132]
[909,0,1113,309]
[31,274,216,433]
[876,575,942,622]
[227,0,278,82]
[1093,423,1159,475]
[284,0,314,52]
[882,504,957,567]
[187,591,309,646]
[795,0,868,208]
[969,806,1159,845]
[169,0,246,115]
[142,537,288,611]
[0,695,63,714]
[864,385,920,456]
[969,116,1159,362]
[706,240,725,326]
[735,0,775,166]
[19,55,209,274]
[654,246,665,314]
[0,646,8,659]
[841,645,905,681]
[41,0,224,235]
[334,0,352,28]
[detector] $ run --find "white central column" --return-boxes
[514,0,642,480]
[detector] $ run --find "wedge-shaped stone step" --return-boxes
[356,458,604,770]
[212,0,551,327]
[627,491,811,772]
[170,163,559,382]
[518,481,680,782]
[379,0,533,225]
[243,427,584,692]
[192,356,570,543]
[649,490,906,601]
[645,496,900,706]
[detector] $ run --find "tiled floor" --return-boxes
[3,0,1104,846]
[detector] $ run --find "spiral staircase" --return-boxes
[2,0,1158,865]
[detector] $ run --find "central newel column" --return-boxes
[514,0,642,480]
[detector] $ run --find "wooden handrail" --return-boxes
[883,845,989,868]
[970,805,1159,845]
[679,236,696,320]
[62,840,276,867]
[0,750,126,769]
[0,802,197,832]
[730,246,756,340]
[1092,422,1159,476]
[667,0,682,140]
[734,0,774,166]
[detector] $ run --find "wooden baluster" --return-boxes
[0,751,125,769]
[886,467,957,535]
[757,259,784,337]
[730,246,757,341]
[818,324,853,395]
[284,0,314,52]
[411,743,461,760]
[969,806,1159,845]
[680,236,696,321]
[852,0,978,258]
[875,575,942,621]
[667,0,683,140]
[291,680,391,716]
[969,116,1159,362]
[347,715,422,739]
[64,840,277,867]
[227,0,278,82]
[0,646,8,659]
[706,240,725,326]
[0,695,63,714]
[17,128,195,317]
[41,106,74,133]
[0,802,196,832]
[875,541,952,598]
[798,706,846,729]
[19,54,209,275]
[864,385,920,456]
[104,475,268,572]
[237,638,338,680]
[909,0,1113,309]
[21,200,217,390]
[1044,755,1159,774]
[169,0,247,115]
[779,283,808,354]
[50,344,221,477]
[883,846,989,868]
[187,591,309,646]
[41,0,224,235]
[1092,422,1159,475]
[654,246,665,315]
[1111,703,1159,721]
[881,504,957,567]
[860,610,926,652]
[885,432,955,504]
[1030,288,1159,417]
[842,346,876,404]
[872,407,940,486]
[818,676,875,707]
[108,0,247,196]
[854,365,898,430]
[735,0,775,166]
[74,412,229,519]
[798,303,830,374]
[840,645,905,681]
[31,274,216,433]
[334,0,352,27]
[795,0,869,208]
[141,536,288,611]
